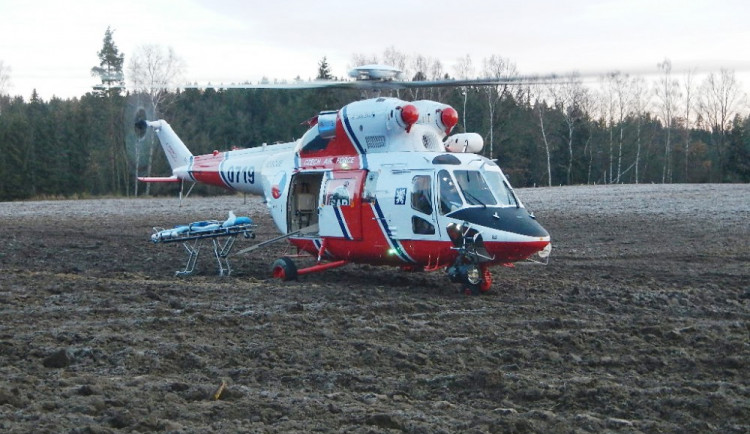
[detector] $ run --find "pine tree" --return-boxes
[91,26,124,97]
[317,57,332,80]
[89,27,127,194]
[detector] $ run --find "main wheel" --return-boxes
[271,257,298,281]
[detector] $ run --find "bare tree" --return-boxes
[428,57,444,80]
[602,72,632,183]
[0,60,10,96]
[349,53,379,70]
[381,46,409,78]
[578,88,599,184]
[614,74,631,183]
[453,54,474,79]
[428,58,445,100]
[629,76,650,183]
[454,55,474,131]
[481,55,517,159]
[697,69,744,180]
[552,73,587,185]
[681,69,695,182]
[530,82,554,187]
[409,54,430,100]
[128,44,185,195]
[0,60,10,116]
[601,73,617,183]
[655,59,680,183]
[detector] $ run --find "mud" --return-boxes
[0,184,748,432]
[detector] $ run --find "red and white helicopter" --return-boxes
[138,65,551,294]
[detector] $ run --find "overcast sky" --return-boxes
[1,0,749,100]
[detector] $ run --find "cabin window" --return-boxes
[438,170,463,214]
[412,216,435,235]
[411,175,433,215]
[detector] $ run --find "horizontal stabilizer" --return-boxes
[138,176,180,183]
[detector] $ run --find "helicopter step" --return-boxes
[235,224,319,255]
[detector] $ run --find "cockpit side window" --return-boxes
[411,175,433,215]
[454,170,497,206]
[438,170,463,214]
[483,170,518,207]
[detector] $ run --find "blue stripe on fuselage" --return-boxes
[342,106,368,169]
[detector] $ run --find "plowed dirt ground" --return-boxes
[1,184,748,432]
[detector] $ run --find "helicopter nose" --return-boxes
[448,207,549,238]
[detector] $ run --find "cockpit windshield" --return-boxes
[438,169,519,212]
[453,170,497,206]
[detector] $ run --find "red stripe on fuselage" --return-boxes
[289,201,550,268]
[190,153,228,189]
[289,237,548,268]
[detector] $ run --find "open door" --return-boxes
[287,172,324,234]
[318,170,367,240]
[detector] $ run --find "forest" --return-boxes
[0,30,748,201]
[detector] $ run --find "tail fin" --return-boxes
[138,119,193,171]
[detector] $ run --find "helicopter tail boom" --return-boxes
[139,120,193,173]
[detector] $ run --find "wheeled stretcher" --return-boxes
[150,212,256,276]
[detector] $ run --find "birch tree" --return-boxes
[655,59,679,183]
[601,73,617,183]
[481,55,517,159]
[454,55,474,131]
[681,69,695,182]
[629,76,650,183]
[552,73,586,185]
[530,82,554,186]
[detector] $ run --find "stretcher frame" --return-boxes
[151,221,256,276]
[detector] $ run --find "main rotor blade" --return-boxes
[182,80,357,90]
[180,74,565,91]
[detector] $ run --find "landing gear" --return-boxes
[271,257,298,281]
[271,256,349,281]
[448,262,492,295]
[444,221,495,295]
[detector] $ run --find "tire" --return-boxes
[463,264,491,295]
[271,257,298,281]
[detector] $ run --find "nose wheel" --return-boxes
[448,262,492,295]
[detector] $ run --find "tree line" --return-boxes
[0,33,748,201]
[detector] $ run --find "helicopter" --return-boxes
[137,65,552,294]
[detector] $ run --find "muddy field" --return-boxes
[0,184,748,432]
